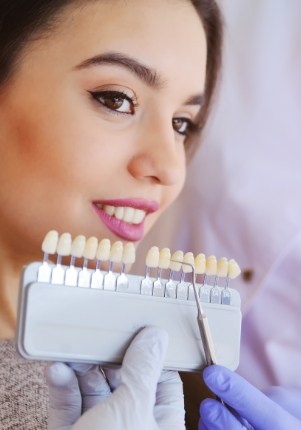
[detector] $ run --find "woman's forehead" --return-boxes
[9,0,206,102]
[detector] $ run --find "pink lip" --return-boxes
[92,198,160,242]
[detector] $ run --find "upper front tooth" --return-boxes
[132,209,145,224]
[115,207,124,220]
[124,207,135,222]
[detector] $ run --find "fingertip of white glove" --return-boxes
[45,362,75,388]
[135,325,169,357]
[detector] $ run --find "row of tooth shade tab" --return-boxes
[37,231,241,304]
[145,247,241,279]
[41,231,241,278]
[41,230,135,265]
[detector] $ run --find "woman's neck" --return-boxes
[0,255,24,339]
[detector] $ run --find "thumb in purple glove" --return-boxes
[199,365,301,430]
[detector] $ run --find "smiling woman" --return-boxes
[0,0,222,428]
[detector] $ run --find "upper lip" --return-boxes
[92,198,160,214]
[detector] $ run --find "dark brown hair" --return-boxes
[0,0,223,153]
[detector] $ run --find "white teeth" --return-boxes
[124,207,135,222]
[102,205,146,225]
[104,205,115,216]
[132,209,145,224]
[114,207,124,220]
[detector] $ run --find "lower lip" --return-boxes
[93,206,145,242]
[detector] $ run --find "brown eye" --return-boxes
[172,117,190,135]
[91,90,135,114]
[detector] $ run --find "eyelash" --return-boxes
[90,90,138,115]
[89,90,199,137]
[172,118,198,137]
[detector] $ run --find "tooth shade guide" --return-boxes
[182,252,194,273]
[37,233,239,305]
[217,257,228,277]
[103,240,123,291]
[122,243,136,265]
[71,235,86,258]
[38,230,59,282]
[56,233,72,258]
[158,248,171,270]
[96,239,111,264]
[145,246,160,268]
[169,250,183,272]
[227,259,241,279]
[41,230,59,257]
[194,253,206,275]
[205,255,217,276]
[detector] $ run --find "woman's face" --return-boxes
[0,0,207,259]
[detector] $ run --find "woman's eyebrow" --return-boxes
[184,94,204,106]
[75,51,165,89]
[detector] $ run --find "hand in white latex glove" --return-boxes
[46,326,185,430]
[199,365,301,430]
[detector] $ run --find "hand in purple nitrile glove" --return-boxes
[199,365,301,430]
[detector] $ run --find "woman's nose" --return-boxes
[127,118,186,186]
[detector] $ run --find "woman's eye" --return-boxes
[172,117,195,136]
[90,90,136,114]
